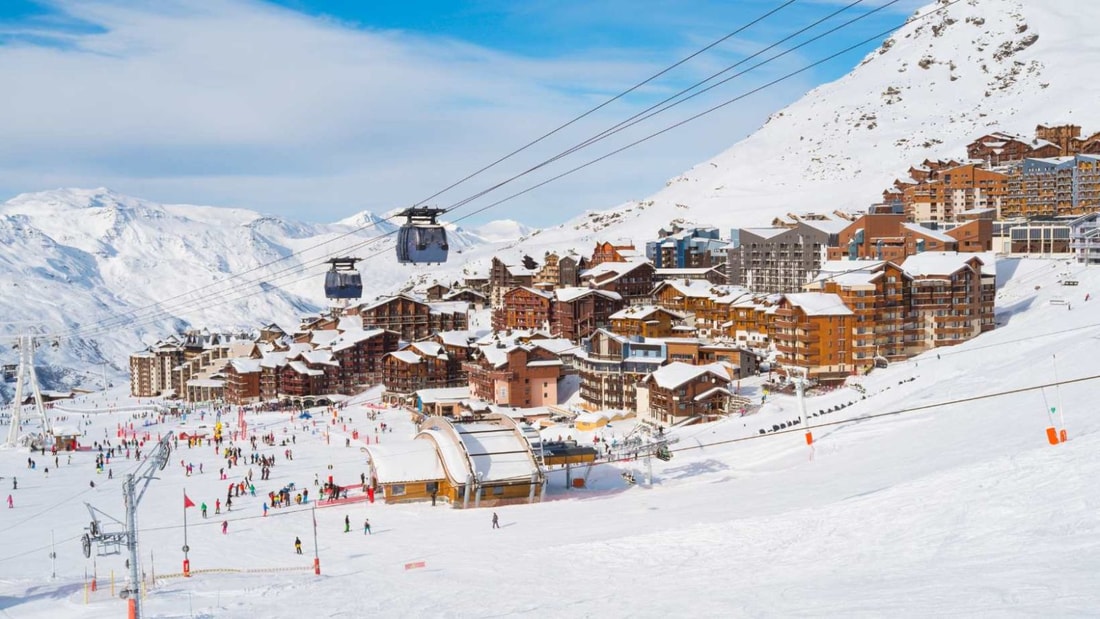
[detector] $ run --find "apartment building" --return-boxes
[772,292,854,383]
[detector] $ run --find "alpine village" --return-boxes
[126,123,1100,507]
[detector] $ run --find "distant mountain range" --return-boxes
[4,0,1099,397]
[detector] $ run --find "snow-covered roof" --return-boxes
[530,338,575,355]
[527,359,563,368]
[443,288,486,301]
[288,361,323,376]
[694,386,733,401]
[654,279,715,298]
[610,305,682,320]
[741,227,788,239]
[799,218,850,235]
[902,223,956,243]
[389,350,423,365]
[418,428,470,482]
[330,328,388,352]
[416,387,470,404]
[784,292,853,316]
[454,422,541,482]
[428,301,470,315]
[301,350,337,366]
[359,293,425,312]
[410,341,446,358]
[229,358,262,374]
[648,361,731,390]
[478,342,527,368]
[653,267,721,276]
[366,440,445,483]
[336,314,363,332]
[901,252,984,277]
[553,287,622,303]
[507,286,553,300]
[580,260,650,282]
[817,259,886,275]
[310,329,341,347]
[260,351,288,368]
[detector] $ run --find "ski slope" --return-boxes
[1,257,1098,617]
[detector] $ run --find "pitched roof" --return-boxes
[609,305,683,321]
[648,361,732,390]
[553,287,622,303]
[901,251,984,277]
[783,292,853,316]
[902,223,956,243]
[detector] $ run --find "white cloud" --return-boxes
[0,0,815,226]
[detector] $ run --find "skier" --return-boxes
[344,515,350,533]
[201,502,208,518]
[6,494,11,509]
[295,537,303,554]
[263,502,269,517]
[11,477,15,490]
[222,520,228,535]
[363,518,371,535]
[492,512,499,529]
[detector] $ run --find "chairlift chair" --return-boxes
[396,207,449,265]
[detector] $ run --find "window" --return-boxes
[390,484,406,496]
[492,486,504,496]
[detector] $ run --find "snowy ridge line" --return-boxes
[38,4,805,343]
[41,0,962,344]
[669,372,1100,455]
[423,0,875,224]
[554,0,903,171]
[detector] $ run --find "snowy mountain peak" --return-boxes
[470,219,534,243]
[528,0,1100,244]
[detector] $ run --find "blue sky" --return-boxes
[0,0,922,227]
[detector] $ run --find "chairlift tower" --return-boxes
[4,334,52,448]
[81,433,173,619]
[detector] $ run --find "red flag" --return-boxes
[184,493,196,509]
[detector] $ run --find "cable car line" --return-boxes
[49,0,959,341]
[49,0,883,337]
[40,1,800,339]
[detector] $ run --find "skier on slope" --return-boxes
[295,537,302,554]
[344,515,350,533]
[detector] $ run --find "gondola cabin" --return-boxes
[324,257,363,300]
[397,207,449,265]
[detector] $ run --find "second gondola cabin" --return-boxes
[324,257,363,300]
[396,207,449,265]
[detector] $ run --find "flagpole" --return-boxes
[183,489,190,577]
[312,503,320,575]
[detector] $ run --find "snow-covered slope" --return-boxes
[521,0,1100,243]
[0,188,503,394]
[0,256,1098,617]
[4,0,1098,392]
